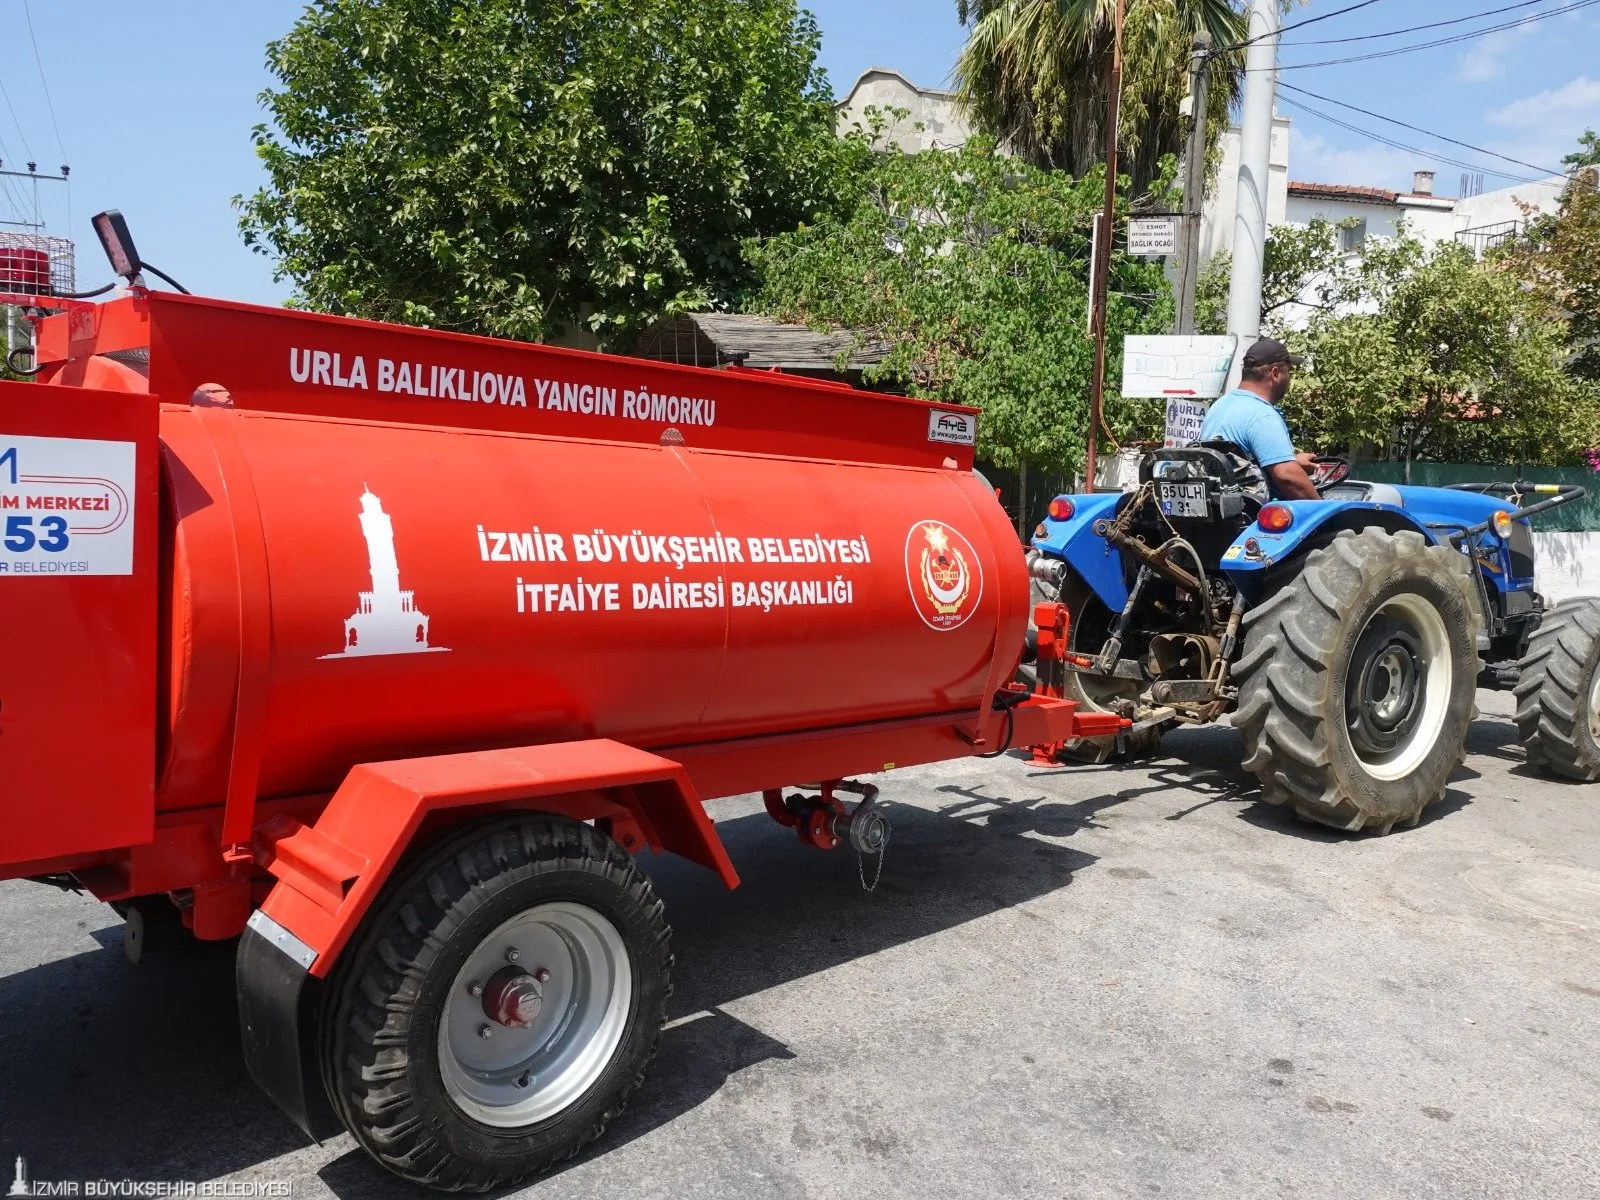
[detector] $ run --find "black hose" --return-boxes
[977,705,1016,758]
[44,281,116,300]
[5,348,40,377]
[140,262,191,295]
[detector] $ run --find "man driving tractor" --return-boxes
[1197,337,1320,500]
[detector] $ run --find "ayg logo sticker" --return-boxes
[904,520,982,631]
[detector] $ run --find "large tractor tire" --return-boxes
[1234,528,1481,833]
[1041,570,1162,762]
[319,814,671,1192]
[1513,596,1600,781]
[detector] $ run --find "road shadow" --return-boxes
[0,791,1098,1194]
[1131,723,1475,838]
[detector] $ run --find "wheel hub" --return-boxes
[1347,618,1425,757]
[482,965,545,1029]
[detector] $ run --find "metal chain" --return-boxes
[857,838,886,893]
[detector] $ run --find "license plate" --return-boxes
[1159,481,1208,518]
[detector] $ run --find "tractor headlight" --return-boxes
[1491,510,1515,540]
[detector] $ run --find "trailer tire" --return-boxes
[1234,528,1480,833]
[319,814,671,1193]
[1513,596,1600,781]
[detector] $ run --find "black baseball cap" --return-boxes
[1242,337,1304,369]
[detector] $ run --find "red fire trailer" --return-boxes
[0,287,1117,1190]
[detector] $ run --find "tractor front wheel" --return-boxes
[1234,528,1480,833]
[1513,596,1600,781]
[319,814,671,1192]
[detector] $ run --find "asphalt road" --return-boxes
[2,688,1597,1200]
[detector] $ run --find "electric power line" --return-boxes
[1280,83,1565,178]
[1278,94,1544,184]
[1222,0,1392,53]
[1280,0,1562,47]
[21,0,67,164]
[1255,0,1600,71]
[0,73,34,163]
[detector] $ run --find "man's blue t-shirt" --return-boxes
[1197,388,1296,468]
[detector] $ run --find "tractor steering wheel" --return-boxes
[1309,456,1353,494]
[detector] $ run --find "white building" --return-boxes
[836,67,972,153]
[1201,116,1572,261]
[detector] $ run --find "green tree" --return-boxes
[1292,238,1597,467]
[1194,217,1391,336]
[744,131,1175,476]
[1498,160,1600,383]
[953,0,1245,192]
[1562,128,1600,170]
[238,0,863,346]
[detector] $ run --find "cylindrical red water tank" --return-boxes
[156,407,1026,810]
[0,247,50,296]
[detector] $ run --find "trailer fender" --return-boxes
[237,738,733,1137]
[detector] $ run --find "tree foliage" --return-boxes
[1563,128,1600,170]
[238,0,862,345]
[1497,162,1600,383]
[1200,215,1598,466]
[1194,217,1391,337]
[953,0,1244,192]
[1294,238,1597,466]
[744,128,1174,475]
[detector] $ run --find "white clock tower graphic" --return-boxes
[323,488,448,659]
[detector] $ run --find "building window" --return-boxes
[1340,219,1368,253]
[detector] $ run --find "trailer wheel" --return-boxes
[1233,528,1480,833]
[1513,596,1600,781]
[320,814,671,1192]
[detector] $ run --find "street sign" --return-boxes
[1121,334,1238,399]
[1163,398,1208,448]
[1127,216,1178,257]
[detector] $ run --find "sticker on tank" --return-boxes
[905,520,983,632]
[321,488,449,659]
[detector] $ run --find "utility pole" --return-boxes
[1174,31,1212,336]
[1085,0,1124,492]
[1224,0,1280,356]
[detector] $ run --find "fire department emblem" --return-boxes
[905,520,982,631]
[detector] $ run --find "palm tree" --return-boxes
[954,0,1246,193]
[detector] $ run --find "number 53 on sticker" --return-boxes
[4,514,71,552]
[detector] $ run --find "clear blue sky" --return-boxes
[0,0,1593,308]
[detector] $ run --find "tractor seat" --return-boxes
[1323,480,1406,507]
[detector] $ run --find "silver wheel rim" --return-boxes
[1588,658,1600,742]
[1347,592,1453,782]
[438,901,631,1128]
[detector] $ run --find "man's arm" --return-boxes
[1244,408,1319,500]
[1265,459,1320,500]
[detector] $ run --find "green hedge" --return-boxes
[1352,462,1600,533]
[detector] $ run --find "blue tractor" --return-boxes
[1026,447,1598,832]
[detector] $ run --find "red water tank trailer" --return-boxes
[0,291,1117,1191]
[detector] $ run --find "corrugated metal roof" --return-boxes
[1287,181,1399,205]
[634,313,890,373]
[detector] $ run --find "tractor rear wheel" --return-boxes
[319,814,671,1192]
[1513,596,1600,781]
[1233,528,1480,833]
